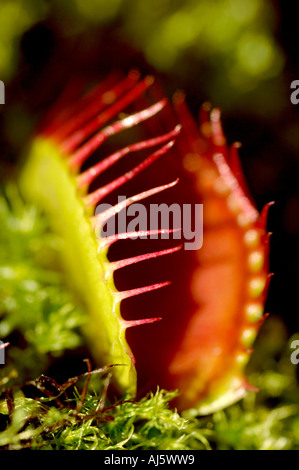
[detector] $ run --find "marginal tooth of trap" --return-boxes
[102,71,140,105]
[77,146,130,189]
[113,281,171,304]
[83,140,176,207]
[245,302,264,323]
[173,90,202,147]
[105,245,182,278]
[68,98,167,169]
[210,108,226,147]
[199,102,212,137]
[41,71,120,136]
[54,71,140,144]
[229,142,250,195]
[262,273,274,302]
[77,125,181,189]
[120,316,162,331]
[242,379,259,393]
[62,74,156,155]
[214,152,259,223]
[91,178,179,234]
[258,201,275,231]
[97,228,182,250]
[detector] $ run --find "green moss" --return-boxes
[0,182,299,450]
[0,183,85,385]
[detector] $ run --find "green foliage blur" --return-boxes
[0,0,286,112]
[0,185,86,387]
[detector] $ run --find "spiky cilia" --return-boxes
[20,69,272,414]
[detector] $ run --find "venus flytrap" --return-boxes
[18,69,272,415]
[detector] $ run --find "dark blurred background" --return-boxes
[0,0,298,337]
